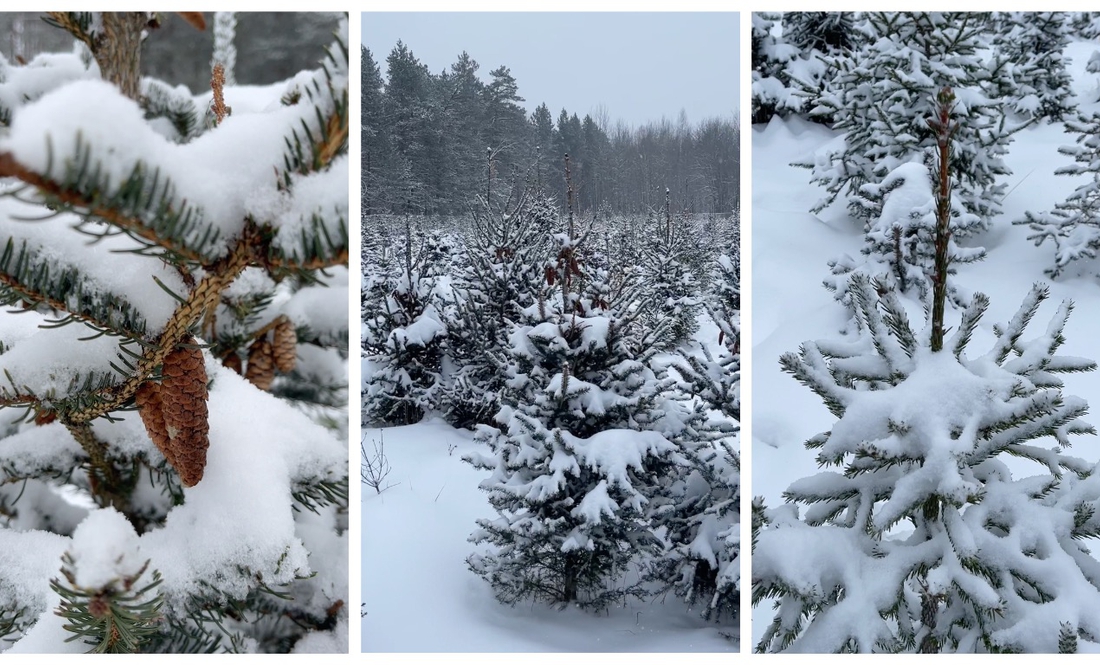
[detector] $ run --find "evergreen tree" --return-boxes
[464,160,683,609]
[361,46,387,215]
[362,217,452,426]
[444,178,557,429]
[0,13,348,652]
[825,159,985,314]
[1015,111,1100,278]
[801,12,1015,223]
[990,12,1075,123]
[639,190,703,350]
[754,276,1100,653]
[751,12,799,125]
[783,12,861,53]
[755,91,1100,653]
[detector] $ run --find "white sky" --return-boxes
[362,12,740,128]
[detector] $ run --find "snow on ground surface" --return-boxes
[361,419,734,653]
[753,39,1100,651]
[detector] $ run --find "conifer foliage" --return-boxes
[802,12,1014,224]
[754,88,1100,654]
[1016,111,1100,278]
[0,13,348,653]
[465,159,688,609]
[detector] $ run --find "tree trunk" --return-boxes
[96,12,146,101]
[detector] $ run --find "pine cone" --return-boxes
[222,351,243,375]
[160,344,210,487]
[135,381,176,469]
[245,338,275,391]
[272,316,297,373]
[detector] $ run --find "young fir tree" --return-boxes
[653,234,741,626]
[780,12,863,127]
[361,216,453,426]
[989,12,1075,123]
[464,157,687,609]
[0,13,349,653]
[825,156,985,315]
[800,12,1015,224]
[754,88,1100,654]
[638,190,703,350]
[674,250,741,423]
[444,173,557,429]
[1015,111,1100,278]
[751,13,800,125]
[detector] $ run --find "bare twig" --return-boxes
[361,432,395,495]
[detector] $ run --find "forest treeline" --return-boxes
[362,43,740,216]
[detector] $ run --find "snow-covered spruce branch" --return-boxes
[0,14,349,653]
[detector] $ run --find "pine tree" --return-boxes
[0,13,349,652]
[1015,111,1100,277]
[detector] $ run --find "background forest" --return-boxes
[362,43,739,216]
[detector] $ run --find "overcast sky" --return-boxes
[362,12,739,128]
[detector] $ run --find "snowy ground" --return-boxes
[752,40,1100,649]
[360,419,734,652]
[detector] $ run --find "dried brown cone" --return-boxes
[135,381,176,469]
[245,338,275,391]
[222,351,243,375]
[211,63,229,125]
[272,316,298,373]
[160,344,210,487]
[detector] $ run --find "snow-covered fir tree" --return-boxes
[783,12,861,54]
[638,190,703,350]
[779,12,863,127]
[754,276,1100,653]
[674,250,740,422]
[990,12,1075,123]
[1016,111,1100,278]
[648,247,741,628]
[825,158,985,313]
[464,160,691,609]
[800,12,1015,224]
[751,13,799,125]
[444,180,556,429]
[755,94,1100,653]
[0,12,348,653]
[361,218,454,426]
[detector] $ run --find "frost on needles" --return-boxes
[0,12,349,653]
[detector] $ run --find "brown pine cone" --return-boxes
[272,316,297,373]
[245,338,275,391]
[222,351,243,375]
[135,381,176,469]
[160,343,210,487]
